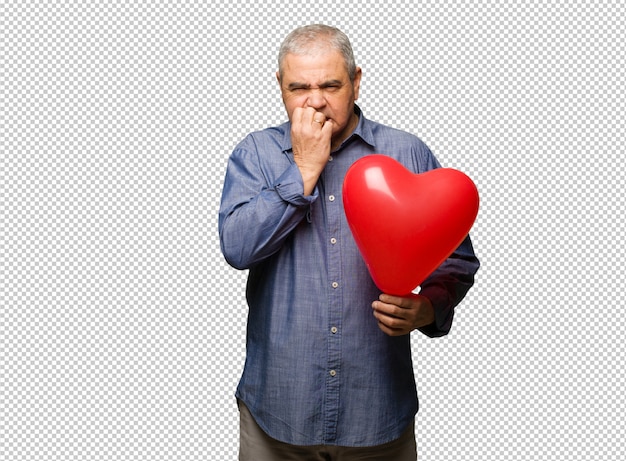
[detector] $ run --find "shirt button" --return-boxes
[331,326,338,334]
[330,237,337,245]
[331,281,339,289]
[328,195,335,202]
[329,370,337,377]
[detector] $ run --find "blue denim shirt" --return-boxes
[218,106,479,446]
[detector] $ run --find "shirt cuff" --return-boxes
[418,285,454,337]
[274,163,319,206]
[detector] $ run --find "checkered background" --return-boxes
[1,1,624,459]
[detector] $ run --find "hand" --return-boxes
[372,293,435,336]
[290,107,334,195]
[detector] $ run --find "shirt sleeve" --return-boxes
[408,138,480,337]
[218,143,318,270]
[418,230,480,337]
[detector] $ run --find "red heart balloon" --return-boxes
[343,154,479,295]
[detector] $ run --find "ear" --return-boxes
[276,71,281,86]
[353,67,362,100]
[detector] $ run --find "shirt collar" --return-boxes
[281,105,376,153]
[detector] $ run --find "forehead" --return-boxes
[280,50,350,83]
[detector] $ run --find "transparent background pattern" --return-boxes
[1,1,624,459]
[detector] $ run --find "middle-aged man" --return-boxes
[219,24,480,461]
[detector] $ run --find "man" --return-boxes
[219,24,479,460]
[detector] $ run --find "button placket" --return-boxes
[322,164,342,443]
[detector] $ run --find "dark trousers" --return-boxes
[239,400,417,461]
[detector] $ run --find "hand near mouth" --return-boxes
[291,106,334,195]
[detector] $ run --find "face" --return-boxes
[277,49,362,149]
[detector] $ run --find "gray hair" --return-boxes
[277,24,357,81]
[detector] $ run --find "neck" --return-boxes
[331,110,359,151]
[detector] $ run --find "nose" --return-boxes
[305,89,326,110]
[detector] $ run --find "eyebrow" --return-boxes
[287,79,344,90]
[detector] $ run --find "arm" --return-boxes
[406,143,480,336]
[371,139,480,336]
[371,235,479,337]
[218,145,317,270]
[418,234,479,336]
[219,108,332,270]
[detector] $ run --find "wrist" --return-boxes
[296,162,326,196]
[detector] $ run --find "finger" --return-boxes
[372,301,406,320]
[293,107,317,126]
[379,293,416,309]
[292,106,307,123]
[379,293,403,305]
[374,315,409,336]
[374,309,404,326]
[373,309,394,327]
[312,112,326,126]
[320,118,333,134]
